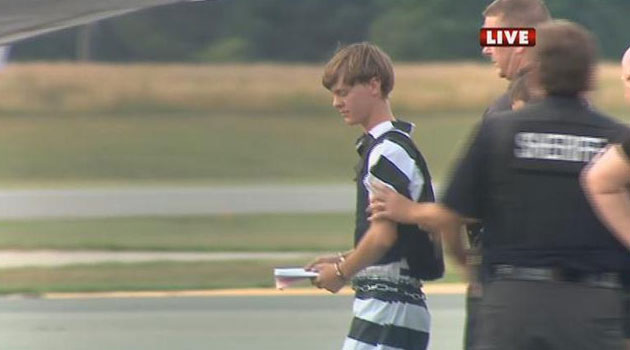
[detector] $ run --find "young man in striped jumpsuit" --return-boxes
[306,42,444,350]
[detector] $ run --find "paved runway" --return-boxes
[0,185,356,219]
[0,294,464,350]
[0,250,318,268]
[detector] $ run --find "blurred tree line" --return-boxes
[10,0,630,62]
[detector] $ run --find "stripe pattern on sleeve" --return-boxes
[364,137,424,202]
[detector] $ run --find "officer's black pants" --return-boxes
[464,287,482,350]
[472,280,624,350]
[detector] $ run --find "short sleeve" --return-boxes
[622,136,630,160]
[441,121,490,219]
[363,138,425,201]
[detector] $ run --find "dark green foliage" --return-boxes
[9,0,630,62]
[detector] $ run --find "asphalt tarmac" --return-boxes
[0,293,465,350]
[0,185,356,219]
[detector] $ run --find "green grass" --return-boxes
[0,212,463,294]
[0,109,627,187]
[0,62,628,186]
[0,112,480,185]
[0,259,462,295]
[0,213,354,251]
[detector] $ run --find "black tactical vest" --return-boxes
[354,128,444,280]
[481,96,630,272]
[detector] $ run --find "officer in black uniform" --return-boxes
[367,18,629,350]
[440,21,629,349]
[466,1,551,349]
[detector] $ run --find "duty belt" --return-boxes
[491,265,621,289]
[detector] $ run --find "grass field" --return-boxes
[0,63,505,114]
[0,260,303,295]
[0,213,354,251]
[0,259,462,295]
[1,109,625,186]
[0,62,627,293]
[0,62,626,114]
[0,62,627,186]
[0,213,466,294]
[0,112,479,185]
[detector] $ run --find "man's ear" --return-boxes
[514,46,526,55]
[368,77,382,97]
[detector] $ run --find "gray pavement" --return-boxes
[0,294,465,350]
[0,250,319,268]
[0,184,356,219]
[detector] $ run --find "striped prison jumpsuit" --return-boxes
[343,120,433,350]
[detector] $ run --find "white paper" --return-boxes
[274,268,318,278]
[274,268,318,289]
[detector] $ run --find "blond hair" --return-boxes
[322,42,394,98]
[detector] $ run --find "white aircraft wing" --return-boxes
[0,0,209,45]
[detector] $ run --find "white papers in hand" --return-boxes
[274,268,318,289]
[274,268,318,278]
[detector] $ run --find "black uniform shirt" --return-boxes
[466,92,512,248]
[483,92,512,119]
[442,96,630,272]
[621,135,630,286]
[623,135,630,159]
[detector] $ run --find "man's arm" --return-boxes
[340,219,397,277]
[314,135,417,293]
[583,145,630,249]
[367,184,473,273]
[440,217,467,267]
[304,249,354,271]
[314,219,396,293]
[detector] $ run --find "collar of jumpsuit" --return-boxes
[355,119,415,157]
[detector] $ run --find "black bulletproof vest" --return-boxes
[355,129,444,280]
[482,97,630,272]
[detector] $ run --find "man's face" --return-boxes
[482,16,518,80]
[330,78,377,127]
[622,57,630,103]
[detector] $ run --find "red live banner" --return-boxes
[480,28,536,47]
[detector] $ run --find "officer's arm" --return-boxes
[440,214,468,267]
[409,202,476,232]
[583,145,630,249]
[368,184,480,231]
[409,203,468,266]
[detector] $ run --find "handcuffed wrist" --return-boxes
[334,262,347,281]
